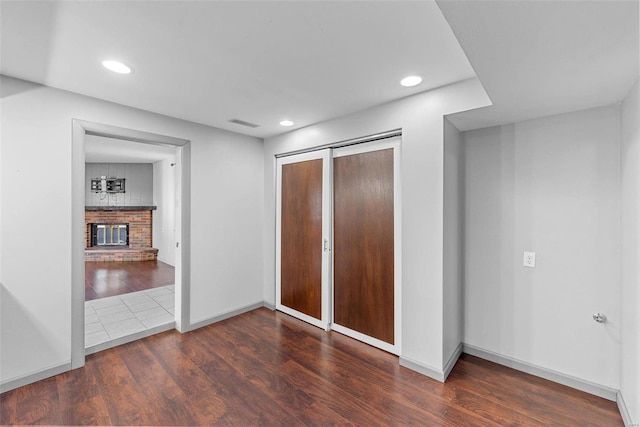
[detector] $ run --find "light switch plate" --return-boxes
[523,251,536,268]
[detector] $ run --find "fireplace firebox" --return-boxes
[90,223,129,247]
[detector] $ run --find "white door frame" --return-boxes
[275,149,332,330]
[331,137,402,355]
[71,120,191,369]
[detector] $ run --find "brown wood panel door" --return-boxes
[280,158,323,320]
[333,148,394,344]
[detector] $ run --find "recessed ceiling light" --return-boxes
[280,120,294,127]
[400,75,422,87]
[102,60,132,74]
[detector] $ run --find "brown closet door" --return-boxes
[334,148,394,344]
[280,159,323,320]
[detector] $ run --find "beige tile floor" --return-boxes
[85,285,175,352]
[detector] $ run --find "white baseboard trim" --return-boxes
[399,356,445,382]
[0,361,71,393]
[156,256,175,268]
[263,302,275,311]
[462,343,618,401]
[617,390,635,427]
[85,322,176,356]
[443,342,463,381]
[190,301,264,330]
[399,343,462,383]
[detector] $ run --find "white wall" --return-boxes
[443,118,464,370]
[85,162,153,206]
[264,78,491,377]
[189,126,264,324]
[0,75,264,386]
[463,105,621,390]
[621,77,640,424]
[153,156,176,266]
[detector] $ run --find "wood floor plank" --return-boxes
[85,260,174,300]
[118,340,198,426]
[147,333,245,425]
[14,377,61,425]
[297,336,498,426]
[220,313,366,425]
[60,395,112,426]
[236,310,500,426]
[90,349,158,425]
[142,332,217,398]
[54,360,112,425]
[310,331,529,426]
[0,308,624,426]
[201,319,354,426]
[195,341,307,425]
[464,354,620,415]
[147,330,271,425]
[281,357,393,426]
[0,388,17,424]
[55,359,100,405]
[447,366,579,426]
[452,354,622,426]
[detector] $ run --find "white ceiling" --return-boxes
[85,134,176,163]
[3,2,637,137]
[438,0,639,131]
[0,0,476,138]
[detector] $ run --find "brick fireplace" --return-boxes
[85,206,158,262]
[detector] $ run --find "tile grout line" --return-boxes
[85,285,175,348]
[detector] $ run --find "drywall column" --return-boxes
[443,118,464,376]
[264,78,491,380]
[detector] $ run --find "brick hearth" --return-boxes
[85,206,158,262]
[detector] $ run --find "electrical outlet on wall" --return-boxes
[523,251,536,268]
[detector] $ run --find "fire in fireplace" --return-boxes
[90,223,129,247]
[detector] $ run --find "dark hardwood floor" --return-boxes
[85,260,175,301]
[0,308,623,426]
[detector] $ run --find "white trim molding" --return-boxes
[617,391,635,427]
[263,302,276,311]
[399,356,446,382]
[0,362,71,393]
[331,136,402,355]
[462,343,618,401]
[71,119,192,368]
[443,342,463,381]
[400,343,463,383]
[190,301,264,331]
[275,150,332,332]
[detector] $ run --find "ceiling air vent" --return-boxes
[228,118,260,128]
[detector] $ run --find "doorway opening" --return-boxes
[83,136,177,354]
[71,120,191,368]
